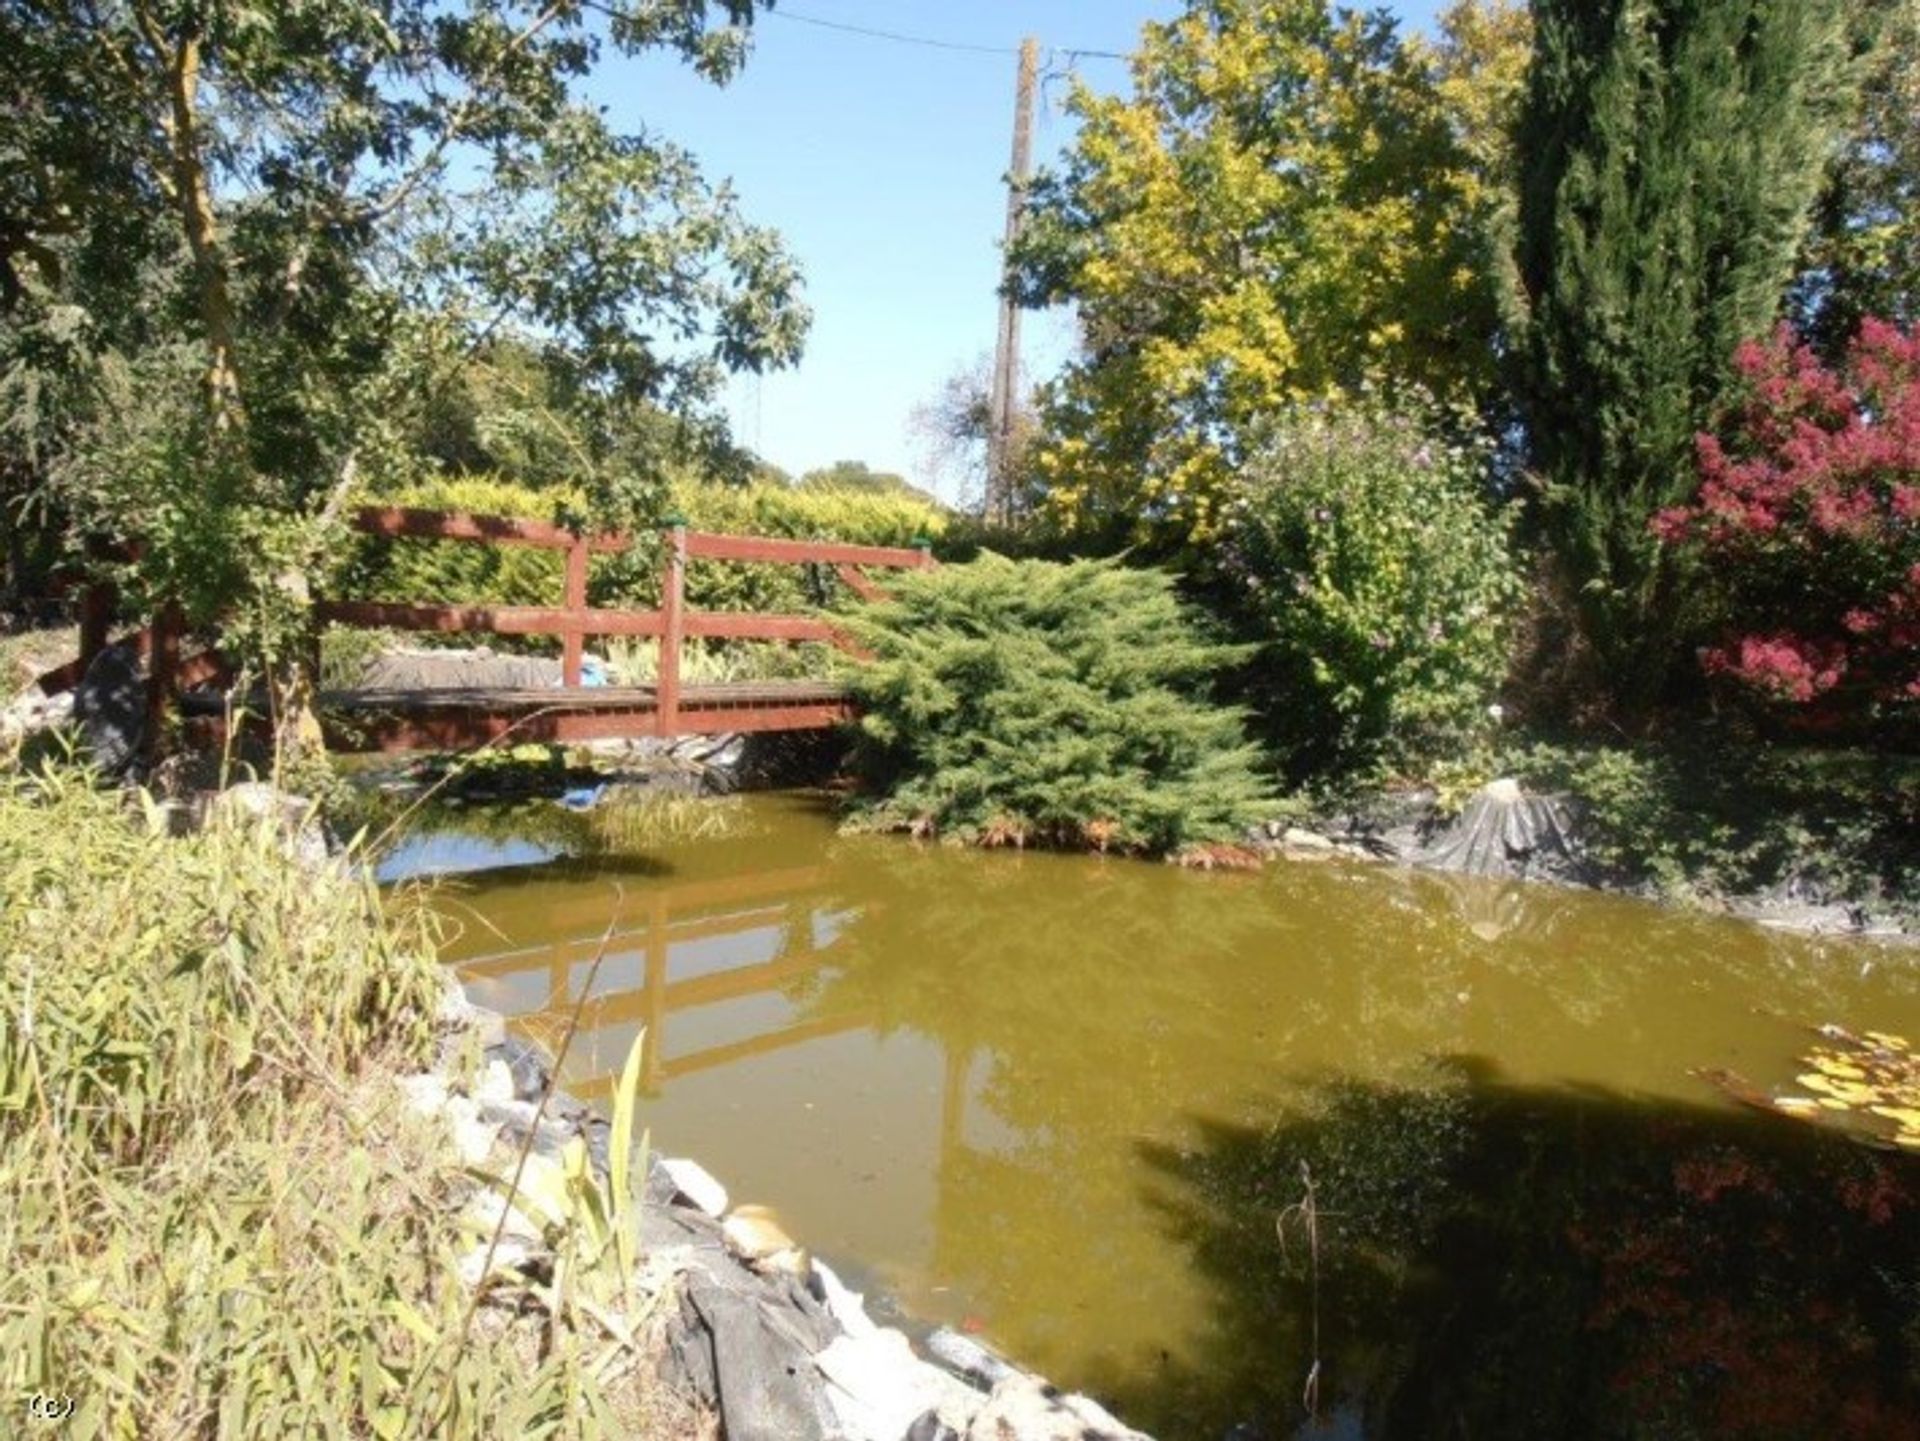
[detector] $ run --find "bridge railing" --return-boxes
[317,506,935,731]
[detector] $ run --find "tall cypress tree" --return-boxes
[1513,0,1854,713]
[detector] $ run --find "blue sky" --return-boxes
[599,1,1445,501]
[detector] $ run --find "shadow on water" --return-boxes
[1125,1060,1920,1441]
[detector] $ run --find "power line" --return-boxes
[767,6,1128,63]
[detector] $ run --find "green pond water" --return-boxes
[395,791,1920,1440]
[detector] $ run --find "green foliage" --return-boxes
[639,478,946,616]
[602,635,827,687]
[1228,398,1522,777]
[1012,0,1520,548]
[0,770,668,1436]
[1508,740,1919,915]
[1513,0,1857,709]
[1791,0,1920,354]
[840,554,1271,854]
[0,772,440,1163]
[338,475,579,623]
[342,473,946,625]
[581,791,755,851]
[795,459,935,505]
[6,0,805,705]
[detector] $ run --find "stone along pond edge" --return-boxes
[414,968,1156,1441]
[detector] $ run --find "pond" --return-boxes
[397,791,1920,1440]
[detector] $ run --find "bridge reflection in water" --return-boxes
[451,865,872,1096]
[436,855,983,1290]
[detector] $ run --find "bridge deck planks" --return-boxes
[318,680,850,711]
[181,679,856,750]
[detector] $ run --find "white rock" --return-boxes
[443,1095,501,1165]
[816,1330,979,1441]
[0,688,72,747]
[659,1156,729,1217]
[461,1187,545,1246]
[472,1057,517,1105]
[1280,826,1337,855]
[812,1259,877,1340]
[964,1376,1150,1441]
[721,1204,795,1262]
[1484,776,1524,804]
[456,1235,538,1288]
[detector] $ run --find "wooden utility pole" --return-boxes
[986,36,1039,527]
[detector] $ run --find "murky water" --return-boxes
[401,792,1920,1440]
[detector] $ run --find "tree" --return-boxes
[1011,0,1512,551]
[1790,0,1920,356]
[1652,321,1919,729]
[908,352,1035,519]
[2,0,807,754]
[407,336,755,493]
[0,9,169,603]
[1512,0,1855,713]
[1433,0,1533,354]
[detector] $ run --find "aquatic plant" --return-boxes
[1770,1027,1920,1150]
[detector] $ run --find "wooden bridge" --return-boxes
[45,506,934,753]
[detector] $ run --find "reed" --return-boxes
[0,769,667,1437]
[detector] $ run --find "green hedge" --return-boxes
[336,473,948,626]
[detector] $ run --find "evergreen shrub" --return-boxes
[1227,399,1522,777]
[840,553,1271,854]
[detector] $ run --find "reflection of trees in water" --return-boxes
[805,840,1913,1123]
[1130,1061,1920,1441]
[792,841,1920,1437]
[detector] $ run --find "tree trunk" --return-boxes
[137,8,243,423]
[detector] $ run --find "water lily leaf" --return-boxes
[1809,1055,1866,1081]
[1868,1106,1920,1129]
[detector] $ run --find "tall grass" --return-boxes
[0,771,665,1437]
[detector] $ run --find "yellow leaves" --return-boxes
[1768,1026,1920,1151]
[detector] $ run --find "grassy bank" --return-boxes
[0,770,662,1437]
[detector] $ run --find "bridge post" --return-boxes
[145,600,182,754]
[77,536,115,674]
[657,519,686,736]
[562,533,589,687]
[78,582,113,674]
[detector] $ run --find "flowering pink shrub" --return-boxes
[1654,320,1920,716]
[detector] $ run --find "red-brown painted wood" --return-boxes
[292,508,930,748]
[834,564,884,601]
[78,581,113,674]
[316,599,665,638]
[658,525,686,737]
[350,506,626,552]
[683,612,840,643]
[146,602,183,749]
[561,538,589,685]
